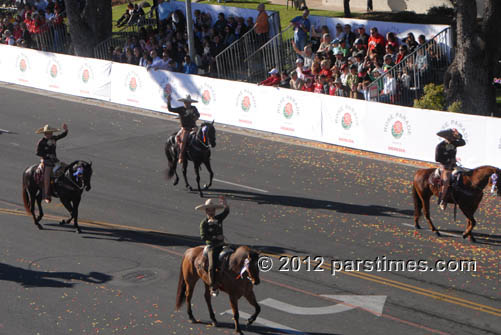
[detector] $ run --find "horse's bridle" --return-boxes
[63,165,86,191]
[196,126,210,149]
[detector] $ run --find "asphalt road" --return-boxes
[0,84,500,335]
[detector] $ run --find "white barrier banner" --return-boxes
[0,44,15,84]
[320,95,368,150]
[2,46,43,88]
[484,117,501,168]
[110,62,151,108]
[65,56,112,100]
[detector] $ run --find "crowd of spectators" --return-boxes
[109,3,269,76]
[260,8,447,106]
[0,0,66,49]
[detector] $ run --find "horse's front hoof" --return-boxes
[462,233,468,239]
[76,228,82,234]
[173,179,179,186]
[59,220,66,225]
[469,235,476,243]
[235,329,243,335]
[434,230,441,237]
[211,320,218,327]
[414,224,421,230]
[36,223,43,230]
[246,318,256,326]
[199,192,204,198]
[203,184,211,190]
[187,186,193,191]
[188,317,197,324]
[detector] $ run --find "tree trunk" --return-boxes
[444,0,501,116]
[64,0,112,57]
[344,0,351,18]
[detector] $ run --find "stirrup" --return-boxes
[210,287,219,297]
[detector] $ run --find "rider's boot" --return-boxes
[209,267,219,297]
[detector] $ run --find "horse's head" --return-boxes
[72,161,93,191]
[200,121,216,148]
[236,247,260,286]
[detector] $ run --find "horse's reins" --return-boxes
[62,166,85,190]
[196,126,210,149]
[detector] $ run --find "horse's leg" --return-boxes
[182,160,192,190]
[412,184,422,229]
[32,188,43,229]
[460,201,479,242]
[423,191,440,236]
[185,277,198,323]
[203,159,214,190]
[229,296,242,334]
[72,195,82,234]
[194,162,203,197]
[172,155,179,186]
[59,196,74,225]
[244,290,260,327]
[203,283,218,326]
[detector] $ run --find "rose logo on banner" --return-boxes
[16,54,30,80]
[283,103,294,119]
[50,64,58,78]
[235,90,256,125]
[197,84,216,118]
[342,112,352,129]
[202,90,211,105]
[163,83,172,98]
[383,112,412,153]
[82,69,90,83]
[242,96,251,112]
[391,120,404,139]
[46,59,62,89]
[19,58,27,72]
[124,72,142,103]
[277,96,300,132]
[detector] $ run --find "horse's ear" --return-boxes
[212,120,214,125]
[89,161,92,167]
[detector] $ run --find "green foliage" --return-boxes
[427,5,455,20]
[447,101,462,113]
[413,83,446,111]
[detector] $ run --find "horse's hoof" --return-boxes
[462,233,468,239]
[199,193,204,198]
[469,235,476,243]
[173,180,179,186]
[187,186,193,191]
[434,230,441,237]
[59,220,66,225]
[246,318,256,326]
[36,224,43,230]
[414,224,421,230]
[203,184,210,190]
[76,228,82,234]
[235,330,243,335]
[211,320,218,327]
[188,317,197,324]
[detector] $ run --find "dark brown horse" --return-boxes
[22,160,93,233]
[413,165,500,241]
[175,245,261,334]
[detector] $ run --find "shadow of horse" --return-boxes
[0,262,112,288]
[203,188,414,218]
[207,321,341,335]
[437,229,501,247]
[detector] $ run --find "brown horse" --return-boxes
[412,165,500,241]
[175,245,261,334]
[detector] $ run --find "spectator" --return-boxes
[396,45,408,64]
[380,70,397,103]
[346,64,358,93]
[356,25,369,47]
[289,70,304,90]
[279,71,290,88]
[314,74,328,94]
[340,63,350,87]
[290,8,310,53]
[234,17,248,39]
[302,76,315,92]
[333,50,346,70]
[223,25,236,46]
[112,47,125,62]
[214,13,227,36]
[149,51,175,71]
[368,27,385,55]
[125,48,137,65]
[311,61,321,76]
[404,32,418,52]
[259,68,281,86]
[386,32,399,50]
[149,49,161,64]
[418,34,426,46]
[133,47,143,66]
[117,9,131,27]
[383,53,395,71]
[316,33,332,56]
[254,3,269,47]
[351,38,367,58]
[292,42,314,68]
[334,23,345,41]
[182,55,198,74]
[330,38,342,57]
[385,44,396,62]
[334,77,348,97]
[342,24,356,49]
[328,76,336,95]
[319,59,332,77]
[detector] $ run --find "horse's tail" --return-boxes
[175,257,186,310]
[22,171,31,214]
[165,140,176,180]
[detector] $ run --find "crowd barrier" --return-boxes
[1,44,500,169]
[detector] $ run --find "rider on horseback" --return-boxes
[434,128,465,210]
[167,94,200,164]
[35,123,68,203]
[197,196,229,297]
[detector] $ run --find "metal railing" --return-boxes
[94,10,156,60]
[215,11,283,82]
[31,19,71,54]
[366,27,452,106]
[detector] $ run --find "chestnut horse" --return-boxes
[412,165,500,241]
[175,245,261,334]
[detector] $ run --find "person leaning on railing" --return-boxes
[254,3,269,47]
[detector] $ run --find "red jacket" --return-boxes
[259,75,280,86]
[368,33,386,52]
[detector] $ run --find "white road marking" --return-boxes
[221,310,306,334]
[213,178,269,193]
[261,296,387,317]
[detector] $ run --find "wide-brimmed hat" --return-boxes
[195,198,224,211]
[178,94,198,103]
[437,128,460,141]
[35,124,60,134]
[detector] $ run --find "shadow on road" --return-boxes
[204,188,414,218]
[45,223,306,255]
[0,262,112,288]
[438,229,501,246]
[207,321,340,335]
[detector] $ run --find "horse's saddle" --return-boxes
[201,245,234,273]
[34,162,67,186]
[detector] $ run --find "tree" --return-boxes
[344,0,351,18]
[444,0,501,117]
[64,0,112,57]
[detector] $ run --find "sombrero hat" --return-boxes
[35,124,60,134]
[178,94,198,103]
[437,128,458,141]
[195,198,224,211]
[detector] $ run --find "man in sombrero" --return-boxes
[167,94,200,164]
[434,128,465,210]
[35,123,68,203]
[197,196,229,296]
